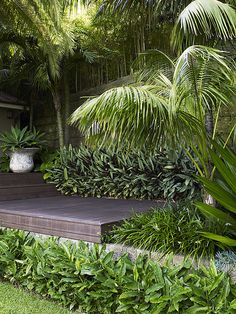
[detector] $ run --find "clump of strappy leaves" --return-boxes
[105,203,231,259]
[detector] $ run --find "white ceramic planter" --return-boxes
[9,148,39,173]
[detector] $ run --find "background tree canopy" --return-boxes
[0,0,235,148]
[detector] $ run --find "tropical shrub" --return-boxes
[196,141,236,246]
[105,203,231,258]
[42,145,200,200]
[0,229,235,313]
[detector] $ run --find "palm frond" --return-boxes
[195,141,236,247]
[133,49,175,84]
[70,46,235,151]
[98,0,190,18]
[99,0,155,13]
[172,45,236,117]
[172,0,236,51]
[70,85,174,149]
[0,0,76,79]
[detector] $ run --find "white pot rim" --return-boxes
[10,147,39,153]
[7,147,39,157]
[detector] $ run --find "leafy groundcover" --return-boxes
[42,146,200,200]
[0,229,235,314]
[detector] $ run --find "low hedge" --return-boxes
[0,229,235,313]
[42,145,200,200]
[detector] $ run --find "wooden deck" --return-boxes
[0,173,162,242]
[0,196,160,243]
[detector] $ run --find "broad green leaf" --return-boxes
[201,232,236,246]
[195,202,236,228]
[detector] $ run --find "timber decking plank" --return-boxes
[0,216,101,242]
[0,196,160,242]
[0,196,159,224]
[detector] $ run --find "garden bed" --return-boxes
[0,228,235,313]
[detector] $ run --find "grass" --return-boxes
[0,281,71,314]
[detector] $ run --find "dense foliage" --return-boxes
[0,229,235,313]
[105,203,231,258]
[196,141,236,246]
[42,145,200,200]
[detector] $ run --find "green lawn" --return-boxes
[0,282,71,314]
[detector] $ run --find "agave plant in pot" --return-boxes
[0,126,46,173]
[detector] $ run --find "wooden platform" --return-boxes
[0,196,159,243]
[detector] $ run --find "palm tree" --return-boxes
[171,0,236,51]
[70,46,235,154]
[100,0,236,50]
[0,0,89,148]
[0,0,74,79]
[70,0,236,156]
[70,0,236,204]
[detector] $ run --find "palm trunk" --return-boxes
[75,64,78,93]
[205,107,214,178]
[56,109,64,148]
[64,70,70,146]
[52,86,64,149]
[205,107,214,138]
[190,54,215,205]
[29,90,35,131]
[204,107,215,205]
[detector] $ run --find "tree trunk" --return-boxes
[56,109,64,149]
[75,64,78,93]
[205,106,214,177]
[105,60,109,83]
[29,90,36,131]
[63,69,70,146]
[204,106,215,205]
[205,107,214,138]
[52,86,64,149]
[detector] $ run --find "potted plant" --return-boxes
[0,126,46,173]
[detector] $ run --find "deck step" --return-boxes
[0,173,59,200]
[0,173,44,187]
